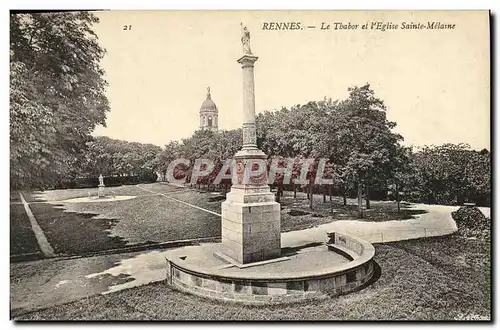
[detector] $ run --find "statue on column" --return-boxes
[99,174,104,186]
[240,23,252,55]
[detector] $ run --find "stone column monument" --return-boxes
[220,24,281,264]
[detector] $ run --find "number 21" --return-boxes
[123,25,132,30]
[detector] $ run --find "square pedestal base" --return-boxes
[98,185,105,198]
[221,189,281,264]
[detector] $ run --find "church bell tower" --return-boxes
[199,86,218,131]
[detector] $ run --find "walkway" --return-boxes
[18,193,55,257]
[282,203,460,248]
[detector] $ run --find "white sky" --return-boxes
[91,10,490,150]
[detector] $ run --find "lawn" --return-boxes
[10,204,42,257]
[15,182,446,260]
[135,183,186,195]
[21,183,188,203]
[28,184,156,203]
[59,194,221,244]
[28,193,221,256]
[14,235,491,321]
[16,184,432,257]
[172,187,426,233]
[30,202,126,255]
[168,190,223,214]
[278,190,427,232]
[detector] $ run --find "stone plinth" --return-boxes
[98,184,105,198]
[221,192,281,264]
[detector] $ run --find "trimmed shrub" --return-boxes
[138,170,158,183]
[451,206,490,239]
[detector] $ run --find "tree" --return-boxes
[156,141,181,182]
[388,145,412,212]
[79,136,162,180]
[405,144,491,206]
[256,102,331,209]
[10,12,109,188]
[10,61,56,188]
[336,84,404,216]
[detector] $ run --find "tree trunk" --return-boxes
[329,185,332,202]
[343,187,347,206]
[276,184,281,203]
[293,183,297,198]
[396,182,400,213]
[309,182,313,210]
[357,183,363,218]
[323,187,326,203]
[365,184,370,209]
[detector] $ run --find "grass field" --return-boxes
[14,235,491,321]
[24,184,221,255]
[30,202,126,255]
[134,183,186,195]
[30,184,156,202]
[10,203,41,256]
[12,183,434,257]
[62,194,221,244]
[278,190,427,232]
[167,190,222,214]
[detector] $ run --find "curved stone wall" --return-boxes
[166,232,375,305]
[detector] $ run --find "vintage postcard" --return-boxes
[9,10,491,321]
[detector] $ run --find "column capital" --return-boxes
[237,55,259,67]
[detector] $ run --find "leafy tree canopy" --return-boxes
[10,12,109,188]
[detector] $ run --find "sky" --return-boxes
[91,10,490,150]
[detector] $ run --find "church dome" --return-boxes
[200,87,218,112]
[200,99,217,111]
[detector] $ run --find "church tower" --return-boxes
[199,86,218,131]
